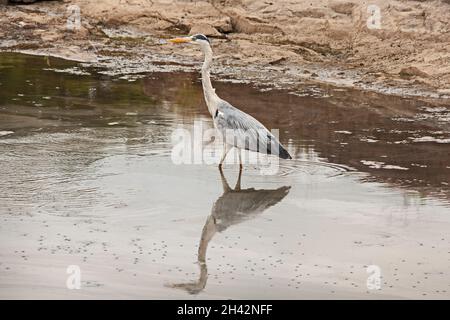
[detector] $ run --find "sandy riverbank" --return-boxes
[0,0,449,99]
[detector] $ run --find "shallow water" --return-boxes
[0,53,449,299]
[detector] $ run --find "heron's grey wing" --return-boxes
[215,100,291,159]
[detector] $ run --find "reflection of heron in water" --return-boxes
[170,168,290,294]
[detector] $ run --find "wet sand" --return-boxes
[0,53,449,299]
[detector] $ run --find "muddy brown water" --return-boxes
[0,53,449,299]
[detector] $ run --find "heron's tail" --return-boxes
[278,145,292,159]
[261,133,292,159]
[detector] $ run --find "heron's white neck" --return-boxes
[200,44,219,117]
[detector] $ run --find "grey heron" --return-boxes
[168,34,292,169]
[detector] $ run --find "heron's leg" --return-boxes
[238,149,243,170]
[218,144,231,169]
[234,164,242,191]
[219,165,231,193]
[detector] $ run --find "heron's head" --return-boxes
[168,34,211,49]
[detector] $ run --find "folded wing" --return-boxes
[214,100,291,159]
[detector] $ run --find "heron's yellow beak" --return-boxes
[168,37,192,44]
